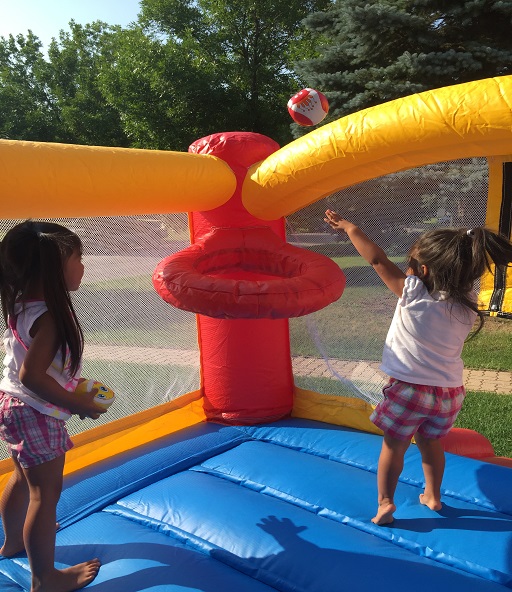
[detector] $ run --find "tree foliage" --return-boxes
[47,22,129,146]
[2,0,511,149]
[0,0,330,149]
[0,33,57,141]
[95,25,234,150]
[135,0,331,146]
[296,0,512,125]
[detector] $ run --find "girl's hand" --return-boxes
[323,209,406,297]
[73,388,106,420]
[324,210,357,234]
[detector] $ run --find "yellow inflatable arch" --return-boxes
[0,76,509,220]
[242,76,512,221]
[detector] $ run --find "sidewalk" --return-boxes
[83,345,512,395]
[463,367,512,394]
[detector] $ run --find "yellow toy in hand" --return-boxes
[75,379,115,410]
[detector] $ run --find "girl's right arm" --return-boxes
[324,210,406,297]
[19,312,105,419]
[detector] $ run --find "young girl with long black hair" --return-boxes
[0,221,105,591]
[324,209,512,526]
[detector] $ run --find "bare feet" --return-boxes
[1,523,61,558]
[371,501,396,525]
[31,559,100,592]
[0,538,26,557]
[419,493,442,511]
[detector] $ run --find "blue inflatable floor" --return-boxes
[1,418,511,591]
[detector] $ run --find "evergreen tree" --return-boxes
[296,0,512,126]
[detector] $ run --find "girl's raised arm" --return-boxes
[324,210,406,297]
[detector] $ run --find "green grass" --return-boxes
[331,255,404,268]
[462,317,512,371]
[455,391,512,458]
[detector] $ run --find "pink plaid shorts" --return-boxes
[370,378,466,441]
[0,392,73,468]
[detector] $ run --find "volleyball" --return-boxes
[75,379,115,409]
[287,88,329,126]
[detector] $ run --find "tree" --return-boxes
[46,22,130,146]
[296,0,512,126]
[95,26,231,150]
[0,32,58,141]
[135,0,332,147]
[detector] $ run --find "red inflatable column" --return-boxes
[189,132,294,423]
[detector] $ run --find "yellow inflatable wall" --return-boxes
[480,155,512,318]
[242,76,512,220]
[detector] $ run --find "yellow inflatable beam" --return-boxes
[0,140,236,218]
[242,76,512,220]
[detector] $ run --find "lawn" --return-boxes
[455,391,512,458]
[462,317,512,371]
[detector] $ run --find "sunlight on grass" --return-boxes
[455,391,512,458]
[462,318,512,371]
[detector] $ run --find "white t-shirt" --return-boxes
[380,275,477,387]
[0,301,81,420]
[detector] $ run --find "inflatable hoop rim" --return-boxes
[153,226,346,319]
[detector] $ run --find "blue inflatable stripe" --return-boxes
[236,420,512,515]
[0,419,509,591]
[191,439,512,587]
[56,423,250,528]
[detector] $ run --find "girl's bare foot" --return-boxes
[31,558,100,592]
[371,501,396,525]
[0,538,26,557]
[419,493,442,511]
[1,523,60,557]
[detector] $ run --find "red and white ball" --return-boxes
[287,88,329,126]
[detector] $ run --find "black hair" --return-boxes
[0,220,84,374]
[409,227,512,336]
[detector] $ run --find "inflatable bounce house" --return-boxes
[0,76,511,591]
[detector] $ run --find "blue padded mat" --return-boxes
[0,418,510,591]
[0,572,24,592]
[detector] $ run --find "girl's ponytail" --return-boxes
[478,228,512,270]
[412,226,512,339]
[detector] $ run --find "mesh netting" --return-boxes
[0,158,489,461]
[288,158,488,404]
[0,214,200,460]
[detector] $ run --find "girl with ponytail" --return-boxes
[324,210,512,527]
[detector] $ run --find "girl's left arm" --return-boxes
[19,312,104,419]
